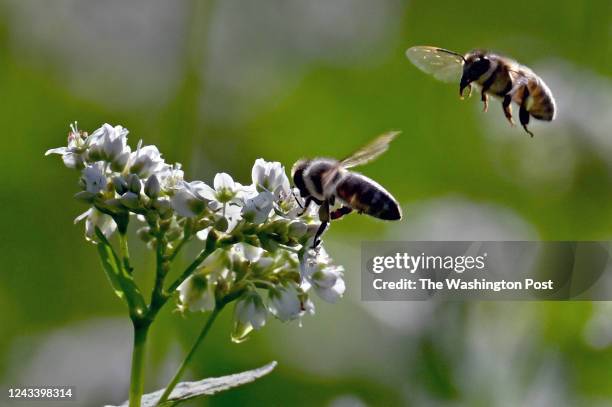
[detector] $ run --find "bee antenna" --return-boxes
[438,48,466,63]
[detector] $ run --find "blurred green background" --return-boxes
[1,0,612,405]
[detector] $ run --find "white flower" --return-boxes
[177,274,216,312]
[276,187,304,219]
[157,164,184,193]
[251,158,290,197]
[300,249,345,303]
[199,173,243,204]
[45,122,88,169]
[74,207,116,242]
[268,284,302,321]
[129,141,168,178]
[234,291,267,330]
[80,162,107,194]
[242,191,274,224]
[310,265,346,303]
[197,248,231,280]
[232,243,264,262]
[88,123,131,170]
[170,180,210,217]
[222,204,243,233]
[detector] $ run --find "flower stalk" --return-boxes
[157,305,224,404]
[129,319,150,407]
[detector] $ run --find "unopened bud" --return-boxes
[288,220,307,238]
[127,174,141,194]
[137,226,153,242]
[144,175,160,199]
[112,176,128,195]
[214,216,229,232]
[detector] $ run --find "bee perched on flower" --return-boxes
[46,122,347,406]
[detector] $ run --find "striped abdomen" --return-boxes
[335,173,401,220]
[513,75,556,121]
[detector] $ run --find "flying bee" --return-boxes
[406,46,556,137]
[292,131,402,247]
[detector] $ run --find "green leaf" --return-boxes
[106,361,277,407]
[95,228,147,316]
[96,232,126,301]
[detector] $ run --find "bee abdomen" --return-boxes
[524,79,556,121]
[336,173,401,221]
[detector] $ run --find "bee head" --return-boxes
[460,51,491,96]
[291,159,311,197]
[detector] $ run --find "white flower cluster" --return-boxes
[47,123,346,341]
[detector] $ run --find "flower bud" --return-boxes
[166,226,182,242]
[153,197,173,219]
[127,174,141,194]
[137,226,153,242]
[177,274,216,312]
[144,175,160,199]
[119,191,140,210]
[268,284,302,322]
[288,220,308,238]
[112,176,129,195]
[232,291,267,342]
[214,216,229,232]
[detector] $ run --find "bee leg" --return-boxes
[313,201,330,247]
[519,105,534,137]
[298,197,312,216]
[502,94,515,126]
[519,87,534,137]
[481,91,489,112]
[330,206,353,220]
[313,221,328,248]
[292,191,304,209]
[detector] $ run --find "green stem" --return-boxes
[118,232,132,273]
[166,237,217,294]
[157,306,223,404]
[129,320,150,407]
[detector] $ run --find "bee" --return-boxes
[292,131,402,247]
[406,46,556,137]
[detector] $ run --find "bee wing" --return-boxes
[340,131,399,169]
[406,46,465,83]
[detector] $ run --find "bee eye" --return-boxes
[470,58,490,77]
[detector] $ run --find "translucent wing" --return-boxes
[406,46,465,83]
[340,131,399,169]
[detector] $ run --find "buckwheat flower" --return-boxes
[177,274,216,312]
[251,158,291,197]
[234,290,267,331]
[45,123,88,169]
[157,164,184,193]
[87,123,131,171]
[80,162,108,195]
[221,204,243,233]
[129,141,168,178]
[242,191,274,224]
[300,248,345,303]
[74,207,117,242]
[309,265,346,303]
[232,243,264,262]
[276,187,304,219]
[268,283,302,321]
[171,181,210,217]
[199,173,246,204]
